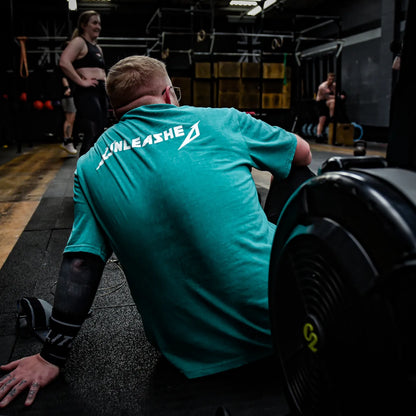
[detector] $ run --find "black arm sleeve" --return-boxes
[40,252,105,367]
[264,165,316,225]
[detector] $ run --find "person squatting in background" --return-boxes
[59,10,108,157]
[315,72,345,142]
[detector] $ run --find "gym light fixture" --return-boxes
[230,1,259,6]
[68,0,77,11]
[247,0,277,16]
[247,5,262,15]
[264,0,278,8]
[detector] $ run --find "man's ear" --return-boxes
[164,88,171,104]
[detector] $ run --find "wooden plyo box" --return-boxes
[241,62,260,78]
[282,82,291,93]
[193,79,212,107]
[262,93,280,109]
[218,79,240,92]
[195,62,211,79]
[279,93,291,109]
[218,62,241,78]
[195,62,219,78]
[263,63,285,79]
[239,79,260,108]
[239,93,260,109]
[218,92,240,108]
[328,123,355,145]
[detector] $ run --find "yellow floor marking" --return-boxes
[0,144,71,269]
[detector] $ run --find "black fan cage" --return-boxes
[272,235,350,415]
[271,232,415,415]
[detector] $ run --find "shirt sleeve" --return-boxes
[236,110,297,179]
[64,170,112,262]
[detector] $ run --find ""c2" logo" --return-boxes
[303,322,318,353]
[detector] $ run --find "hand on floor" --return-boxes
[0,354,59,407]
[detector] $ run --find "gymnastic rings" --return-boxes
[17,36,29,78]
[271,37,283,50]
[161,48,170,60]
[197,29,206,43]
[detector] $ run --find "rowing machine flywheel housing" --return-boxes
[269,157,416,415]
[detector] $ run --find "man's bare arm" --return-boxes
[292,134,312,166]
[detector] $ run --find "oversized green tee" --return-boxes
[64,104,297,378]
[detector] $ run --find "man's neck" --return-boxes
[114,95,168,119]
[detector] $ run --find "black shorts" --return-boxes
[317,100,329,117]
[61,96,76,113]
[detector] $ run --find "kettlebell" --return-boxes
[354,140,367,156]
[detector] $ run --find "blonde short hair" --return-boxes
[106,55,168,109]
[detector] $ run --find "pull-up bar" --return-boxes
[16,36,159,43]
[160,30,339,43]
[295,14,341,20]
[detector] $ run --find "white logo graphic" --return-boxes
[178,121,200,150]
[96,121,201,170]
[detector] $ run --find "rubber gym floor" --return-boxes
[0,140,387,416]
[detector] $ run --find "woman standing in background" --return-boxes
[59,75,77,155]
[60,10,107,156]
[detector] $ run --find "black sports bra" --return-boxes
[73,37,105,70]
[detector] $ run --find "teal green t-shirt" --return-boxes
[65,105,297,378]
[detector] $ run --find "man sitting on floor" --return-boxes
[0,55,312,407]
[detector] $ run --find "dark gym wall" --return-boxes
[2,0,410,144]
[336,0,405,129]
[306,0,407,132]
[342,0,398,128]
